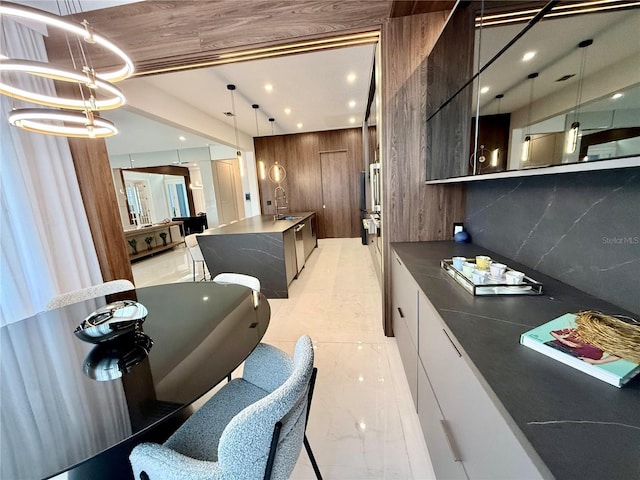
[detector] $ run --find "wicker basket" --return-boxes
[574,310,640,364]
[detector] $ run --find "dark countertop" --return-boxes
[392,241,640,480]
[199,212,315,235]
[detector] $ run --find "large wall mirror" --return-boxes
[426,1,640,181]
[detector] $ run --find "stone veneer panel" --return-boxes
[465,167,639,315]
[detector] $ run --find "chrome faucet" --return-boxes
[274,186,288,220]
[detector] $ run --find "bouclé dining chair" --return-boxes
[129,335,322,480]
[45,279,135,310]
[213,272,262,381]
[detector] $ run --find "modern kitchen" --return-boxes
[2,1,639,479]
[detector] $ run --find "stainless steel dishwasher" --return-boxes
[294,223,305,274]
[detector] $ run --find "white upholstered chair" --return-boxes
[185,234,208,281]
[129,335,322,480]
[45,279,135,310]
[213,273,261,292]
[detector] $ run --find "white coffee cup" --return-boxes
[462,262,475,277]
[490,262,507,277]
[505,270,525,285]
[472,269,488,285]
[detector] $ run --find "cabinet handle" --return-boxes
[442,329,462,358]
[397,307,404,318]
[440,420,462,462]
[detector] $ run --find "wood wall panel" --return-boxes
[66,134,134,284]
[255,128,363,239]
[46,1,393,75]
[381,12,467,335]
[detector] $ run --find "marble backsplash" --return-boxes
[465,167,639,315]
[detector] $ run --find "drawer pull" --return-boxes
[442,329,462,357]
[440,419,462,462]
[397,307,404,318]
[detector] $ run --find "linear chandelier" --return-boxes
[0,2,134,138]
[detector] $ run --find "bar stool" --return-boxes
[185,234,208,281]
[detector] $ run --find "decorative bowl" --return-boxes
[74,300,148,344]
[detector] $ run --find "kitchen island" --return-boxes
[197,213,317,298]
[391,241,639,480]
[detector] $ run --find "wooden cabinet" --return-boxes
[391,251,419,407]
[391,248,545,480]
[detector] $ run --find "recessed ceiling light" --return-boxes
[284,107,291,115]
[347,73,356,83]
[297,122,303,129]
[522,51,536,62]
[349,117,356,124]
[480,86,490,94]
[264,83,273,92]
[178,135,186,141]
[348,100,356,108]
[611,93,623,100]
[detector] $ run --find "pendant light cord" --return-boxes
[229,87,240,152]
[573,40,592,124]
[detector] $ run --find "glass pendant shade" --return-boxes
[521,135,531,162]
[565,121,580,154]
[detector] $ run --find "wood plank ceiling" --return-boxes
[46,0,393,75]
[43,0,463,76]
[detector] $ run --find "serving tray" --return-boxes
[441,259,543,296]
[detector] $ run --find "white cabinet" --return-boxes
[390,248,546,480]
[391,252,418,407]
[418,292,544,480]
[417,361,467,480]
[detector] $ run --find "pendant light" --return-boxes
[253,103,267,180]
[492,93,504,168]
[227,84,243,176]
[565,39,593,155]
[8,107,117,138]
[521,73,538,163]
[0,2,134,138]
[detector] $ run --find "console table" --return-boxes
[123,221,183,260]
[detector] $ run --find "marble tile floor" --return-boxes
[60,238,436,479]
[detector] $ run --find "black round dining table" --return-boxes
[0,282,270,480]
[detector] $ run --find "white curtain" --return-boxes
[0,17,103,325]
[1,303,132,479]
[1,21,131,480]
